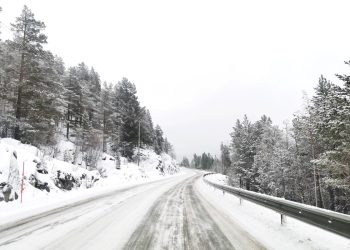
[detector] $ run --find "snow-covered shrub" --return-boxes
[52,168,100,190]
[53,170,78,190]
[29,174,50,192]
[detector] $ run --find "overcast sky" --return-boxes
[1,0,350,159]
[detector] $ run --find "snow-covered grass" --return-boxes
[198,174,350,250]
[0,138,180,226]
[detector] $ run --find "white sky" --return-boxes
[1,0,350,159]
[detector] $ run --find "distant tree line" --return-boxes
[221,69,350,214]
[0,6,174,166]
[181,153,220,171]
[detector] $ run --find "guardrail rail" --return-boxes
[203,173,350,239]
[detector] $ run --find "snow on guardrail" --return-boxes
[203,173,350,239]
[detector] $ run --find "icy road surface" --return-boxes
[0,170,265,250]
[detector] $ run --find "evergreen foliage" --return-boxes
[190,152,216,170]
[220,143,231,175]
[224,71,350,213]
[0,6,174,168]
[180,157,190,167]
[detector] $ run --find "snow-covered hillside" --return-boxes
[0,138,179,204]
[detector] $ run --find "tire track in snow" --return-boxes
[0,174,194,250]
[124,174,235,250]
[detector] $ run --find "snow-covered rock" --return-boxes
[135,148,179,176]
[0,138,101,203]
[0,138,180,204]
[97,153,119,178]
[0,140,21,202]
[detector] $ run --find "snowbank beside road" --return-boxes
[204,173,228,185]
[198,174,350,250]
[0,138,180,230]
[0,168,186,231]
[0,138,179,205]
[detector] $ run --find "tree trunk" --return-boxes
[14,15,27,141]
[335,187,340,212]
[316,170,324,208]
[245,178,250,190]
[102,110,106,152]
[281,168,286,198]
[14,70,24,140]
[66,104,70,139]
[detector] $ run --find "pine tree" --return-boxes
[24,52,65,146]
[191,154,201,169]
[254,125,280,194]
[86,67,101,129]
[114,77,142,158]
[64,67,78,139]
[0,41,17,138]
[164,138,172,154]
[310,67,350,213]
[292,110,321,205]
[140,109,155,147]
[220,143,231,175]
[101,82,114,152]
[180,157,190,167]
[10,5,47,140]
[230,115,258,190]
[154,125,165,154]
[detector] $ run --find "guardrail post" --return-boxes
[281,214,286,225]
[239,197,243,205]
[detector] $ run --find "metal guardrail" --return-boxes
[203,173,350,239]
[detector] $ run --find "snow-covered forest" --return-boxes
[0,5,174,161]
[219,72,350,214]
[0,5,178,203]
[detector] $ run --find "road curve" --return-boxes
[0,170,265,250]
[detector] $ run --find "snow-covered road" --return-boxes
[0,169,266,250]
[124,173,264,250]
